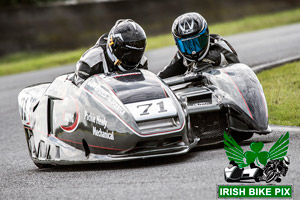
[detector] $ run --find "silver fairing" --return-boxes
[17,64,270,167]
[168,63,270,145]
[18,70,194,167]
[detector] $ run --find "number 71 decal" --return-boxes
[125,98,177,122]
[137,101,167,116]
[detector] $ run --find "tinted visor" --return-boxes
[175,27,209,56]
[114,40,145,67]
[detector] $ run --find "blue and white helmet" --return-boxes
[172,12,210,62]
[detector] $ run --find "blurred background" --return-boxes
[1,0,300,57]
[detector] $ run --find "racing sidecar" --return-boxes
[224,161,263,182]
[18,63,271,167]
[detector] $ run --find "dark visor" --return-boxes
[115,45,145,67]
[175,26,209,55]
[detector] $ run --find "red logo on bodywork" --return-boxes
[60,97,80,133]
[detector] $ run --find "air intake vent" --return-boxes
[137,117,179,132]
[190,111,227,145]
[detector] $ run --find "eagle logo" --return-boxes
[224,132,289,168]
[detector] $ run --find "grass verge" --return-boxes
[257,61,300,126]
[0,48,86,76]
[1,8,300,76]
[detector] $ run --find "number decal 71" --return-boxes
[137,101,167,116]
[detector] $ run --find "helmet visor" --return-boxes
[114,41,146,68]
[175,26,209,56]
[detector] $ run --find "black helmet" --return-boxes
[283,156,290,166]
[172,12,209,62]
[107,19,146,71]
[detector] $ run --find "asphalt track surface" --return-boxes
[1,23,300,199]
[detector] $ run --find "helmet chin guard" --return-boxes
[107,45,138,72]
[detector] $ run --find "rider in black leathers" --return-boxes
[158,12,239,79]
[264,156,290,176]
[261,156,290,183]
[74,19,148,85]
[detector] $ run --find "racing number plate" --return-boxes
[125,98,178,122]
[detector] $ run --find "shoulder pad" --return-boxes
[96,33,108,47]
[80,47,104,67]
[211,34,235,54]
[210,34,223,42]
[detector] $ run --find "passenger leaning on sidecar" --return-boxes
[74,19,148,85]
[158,12,240,79]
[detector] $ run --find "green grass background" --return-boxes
[258,61,300,126]
[1,8,300,76]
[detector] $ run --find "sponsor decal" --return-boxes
[93,126,114,141]
[193,102,209,106]
[219,132,292,199]
[84,111,107,129]
[202,58,215,64]
[87,80,125,116]
[84,111,113,140]
[60,97,80,133]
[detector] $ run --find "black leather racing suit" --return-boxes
[74,33,148,85]
[157,34,239,79]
